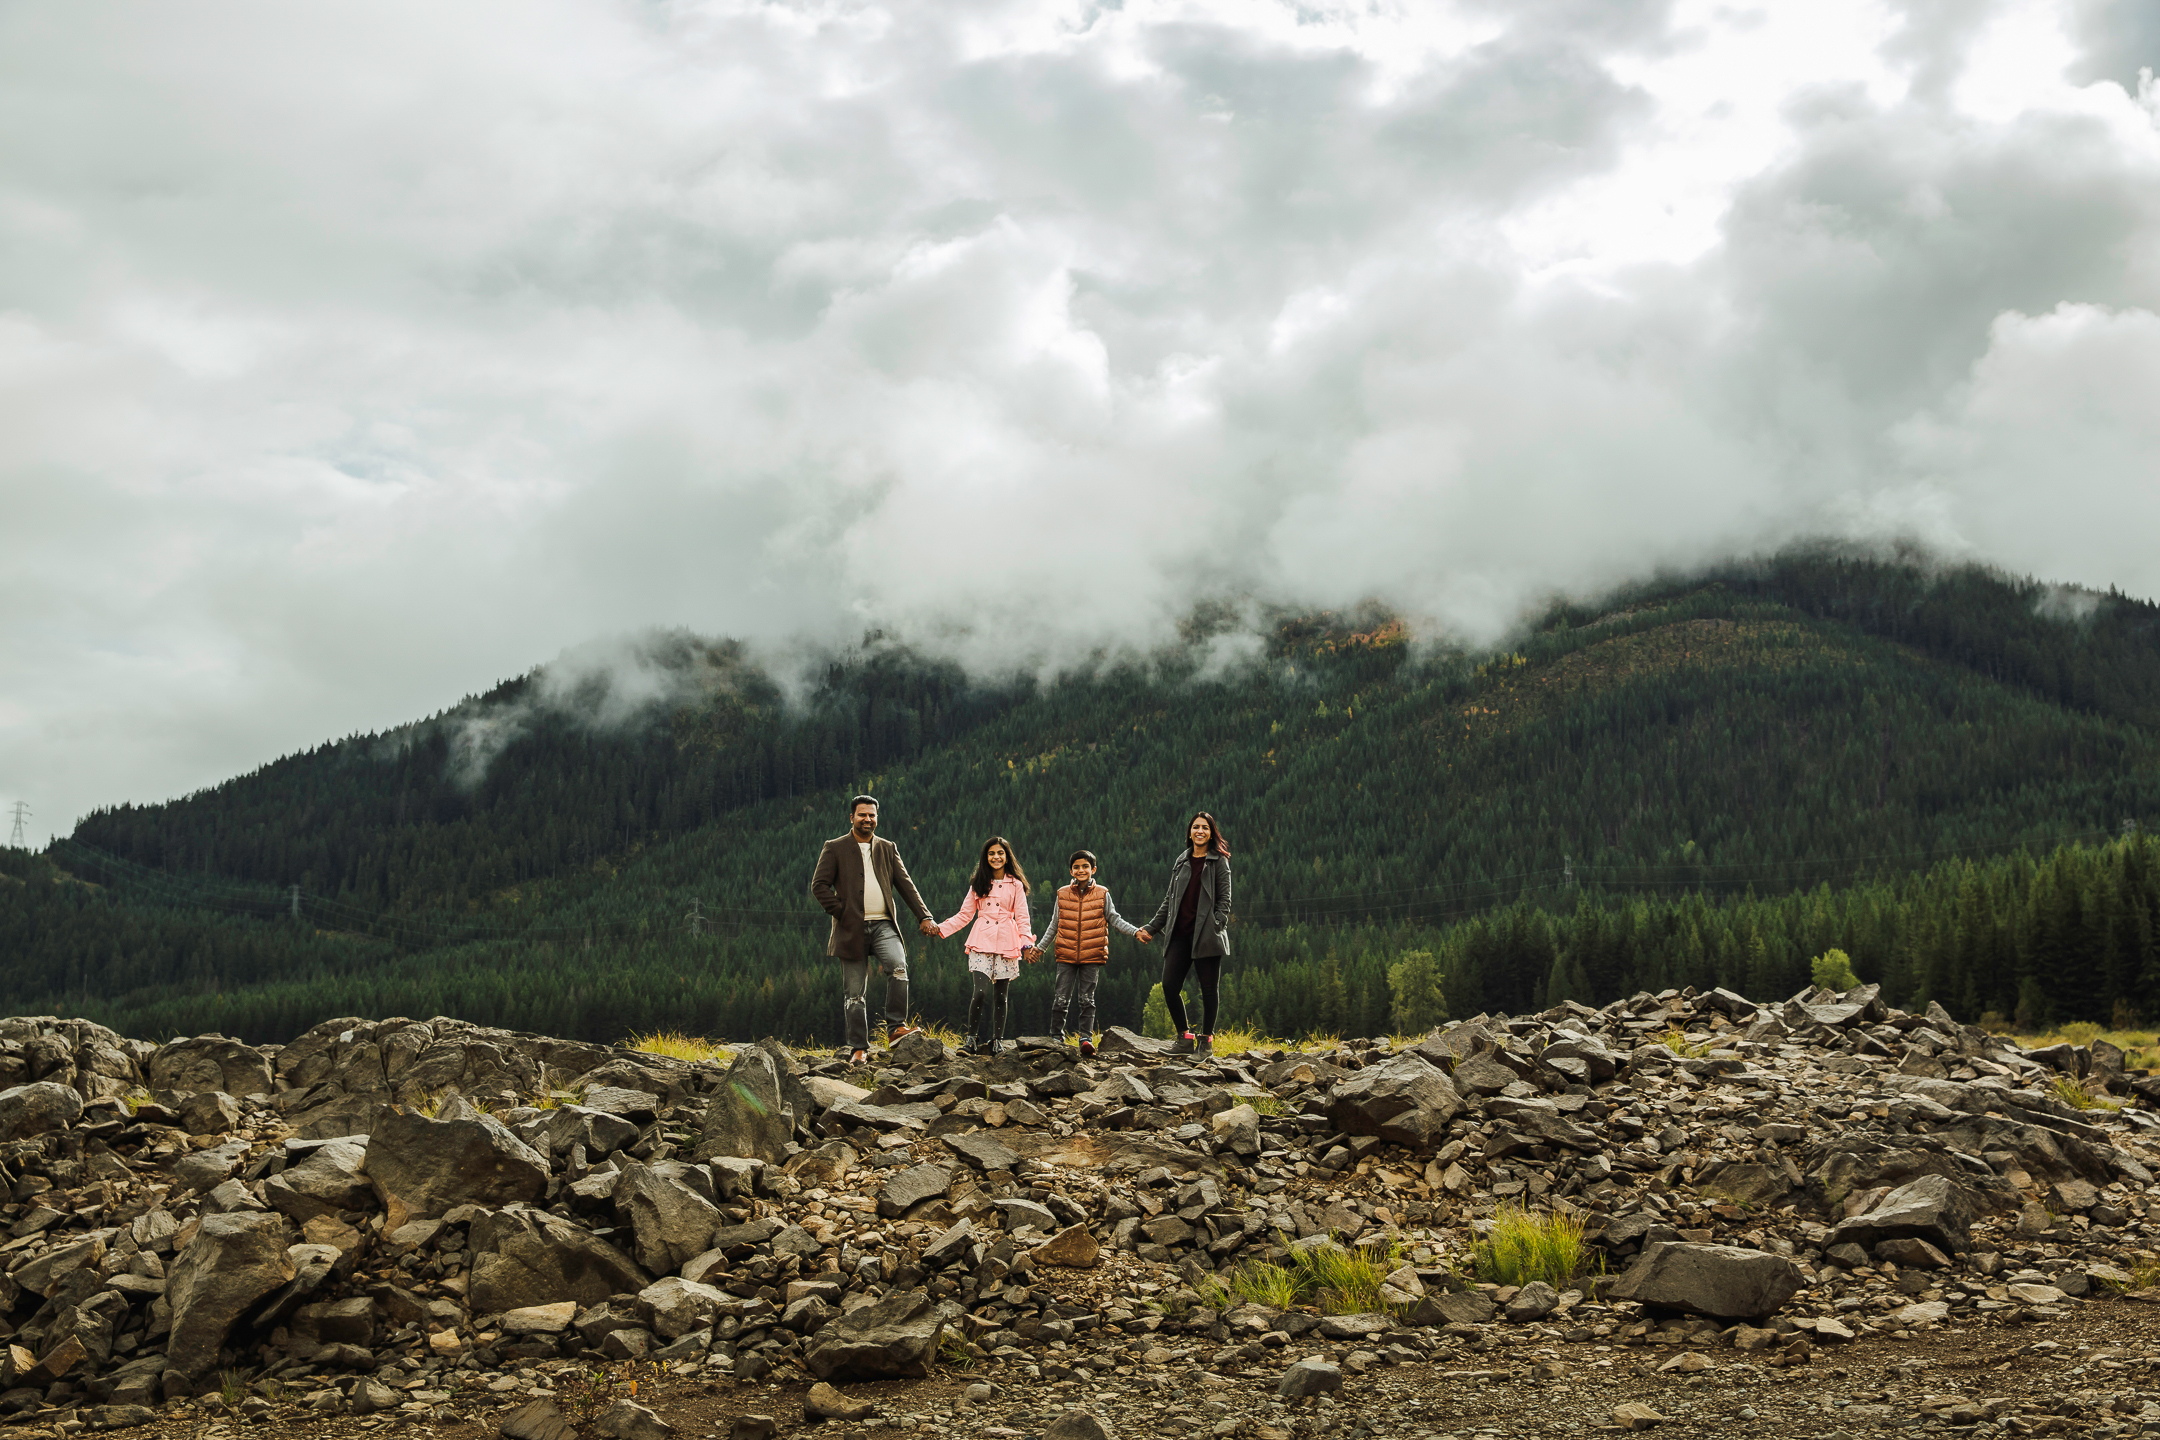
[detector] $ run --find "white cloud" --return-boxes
[1,0,2158,841]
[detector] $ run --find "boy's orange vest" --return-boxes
[1053,885,1110,965]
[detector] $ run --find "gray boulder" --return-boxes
[1608,1241,1803,1320]
[164,1212,295,1377]
[262,1140,372,1223]
[367,1108,548,1229]
[0,1081,83,1141]
[944,1131,1021,1173]
[693,1049,793,1166]
[1504,1281,1560,1322]
[1277,1358,1343,1399]
[876,1163,951,1219]
[177,1091,242,1135]
[636,1277,735,1340]
[173,1137,252,1194]
[537,1105,642,1159]
[889,1031,949,1067]
[595,1398,675,1440]
[1831,1175,1977,1255]
[802,1288,947,1380]
[1045,1410,1118,1440]
[1325,1053,1463,1148]
[613,1163,725,1276]
[469,1208,650,1313]
[1209,1103,1261,1157]
[1406,1289,1494,1326]
[145,1036,275,1098]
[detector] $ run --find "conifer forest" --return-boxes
[8,551,2160,1047]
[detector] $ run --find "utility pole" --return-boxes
[5,802,27,849]
[686,898,704,936]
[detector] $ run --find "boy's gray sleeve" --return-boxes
[1102,887,1143,939]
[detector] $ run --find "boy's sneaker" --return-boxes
[889,1025,919,1044]
[1078,1038,1096,1059]
[849,1048,869,1067]
[1170,1032,1197,1055]
[1196,1034,1214,1055]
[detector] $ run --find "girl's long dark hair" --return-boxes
[969,835,1029,896]
[1187,811,1231,857]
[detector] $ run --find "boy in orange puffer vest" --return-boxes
[1025,849,1143,1057]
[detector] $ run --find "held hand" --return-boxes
[918,919,939,937]
[1134,928,1153,944]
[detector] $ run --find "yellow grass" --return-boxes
[1474,1203,1587,1288]
[629,1031,735,1066]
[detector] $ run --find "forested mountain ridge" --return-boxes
[15,550,2160,1044]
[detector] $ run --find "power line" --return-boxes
[6,802,28,849]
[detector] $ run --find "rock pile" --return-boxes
[0,986,2153,1434]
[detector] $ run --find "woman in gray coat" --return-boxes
[1135,811,1233,1055]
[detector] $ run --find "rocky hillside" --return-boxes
[0,987,2155,1439]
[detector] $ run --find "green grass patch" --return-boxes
[1199,1257,1305,1311]
[1656,1028,1711,1058]
[2046,1074,2120,1112]
[1293,1237,1403,1315]
[1201,1235,1407,1315]
[1473,1203,1586,1288]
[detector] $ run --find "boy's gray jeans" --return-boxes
[841,919,910,1051]
[1051,960,1101,1038]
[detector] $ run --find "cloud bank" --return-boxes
[2,0,2158,840]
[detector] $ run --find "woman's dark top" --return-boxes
[1174,856,1207,939]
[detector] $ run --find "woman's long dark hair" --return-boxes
[969,835,1029,896]
[1187,811,1231,857]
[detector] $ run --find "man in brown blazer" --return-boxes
[810,794,937,1063]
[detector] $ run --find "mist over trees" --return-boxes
[15,553,2160,1046]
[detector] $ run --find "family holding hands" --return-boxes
[810,795,1233,1066]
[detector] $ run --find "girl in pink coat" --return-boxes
[935,836,1036,1055]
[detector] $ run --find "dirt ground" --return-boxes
[56,1297,2160,1440]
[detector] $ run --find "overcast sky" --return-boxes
[4,0,2159,844]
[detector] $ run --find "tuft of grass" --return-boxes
[2126,1258,2160,1290]
[524,1085,587,1112]
[2046,1074,2121,1112]
[915,1021,973,1052]
[1473,1203,1586,1289]
[1200,1257,1307,1311]
[1205,1024,1275,1057]
[1247,1093,1290,1117]
[558,1362,661,1428]
[936,1329,978,1371]
[217,1370,247,1407]
[631,1031,735,1066]
[1290,1237,1404,1316]
[1657,1029,1711,1058]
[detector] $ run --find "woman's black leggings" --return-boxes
[1160,933,1220,1037]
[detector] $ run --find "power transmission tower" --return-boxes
[289,885,302,921]
[686,898,704,936]
[6,802,27,849]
